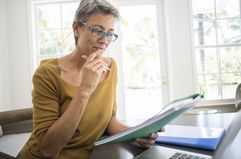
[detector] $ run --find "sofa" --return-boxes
[0,108,143,159]
[0,108,32,159]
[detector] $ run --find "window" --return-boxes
[32,1,78,65]
[118,3,164,120]
[31,0,167,120]
[192,0,241,100]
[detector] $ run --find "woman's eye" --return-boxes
[96,30,103,34]
[93,27,103,33]
[108,32,114,36]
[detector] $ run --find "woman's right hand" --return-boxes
[79,50,107,94]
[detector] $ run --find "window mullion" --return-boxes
[216,48,223,98]
[213,0,222,99]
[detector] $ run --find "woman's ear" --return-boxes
[72,21,80,37]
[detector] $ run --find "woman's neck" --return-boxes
[60,48,86,72]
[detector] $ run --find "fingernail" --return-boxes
[81,55,88,60]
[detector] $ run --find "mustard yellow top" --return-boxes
[20,58,117,159]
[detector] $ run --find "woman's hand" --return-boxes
[131,128,165,149]
[79,50,107,94]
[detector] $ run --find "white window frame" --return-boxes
[189,0,241,105]
[114,0,169,119]
[116,0,169,104]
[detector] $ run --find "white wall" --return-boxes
[0,0,32,111]
[0,0,11,111]
[0,0,195,112]
[163,0,195,101]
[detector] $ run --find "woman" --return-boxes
[18,0,158,158]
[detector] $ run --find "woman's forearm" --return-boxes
[39,89,91,158]
[107,116,130,135]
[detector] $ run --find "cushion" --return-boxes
[0,133,31,157]
[2,120,32,135]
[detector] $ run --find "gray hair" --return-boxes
[74,0,120,45]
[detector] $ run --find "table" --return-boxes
[90,112,241,159]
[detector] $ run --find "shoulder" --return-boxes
[34,58,59,78]
[40,58,58,67]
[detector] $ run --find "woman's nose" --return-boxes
[98,35,110,44]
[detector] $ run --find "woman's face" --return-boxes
[75,13,116,56]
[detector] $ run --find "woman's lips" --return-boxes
[93,47,105,52]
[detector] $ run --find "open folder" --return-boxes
[156,125,225,150]
[95,94,202,146]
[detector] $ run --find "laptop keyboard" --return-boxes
[169,152,208,159]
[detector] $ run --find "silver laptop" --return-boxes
[134,111,241,159]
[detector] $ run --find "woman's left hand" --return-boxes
[131,128,165,149]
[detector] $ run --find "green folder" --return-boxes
[95,93,202,146]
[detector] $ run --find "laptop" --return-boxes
[134,111,241,159]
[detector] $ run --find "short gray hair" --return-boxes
[74,0,120,45]
[75,0,120,22]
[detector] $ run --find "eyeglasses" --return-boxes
[78,21,118,42]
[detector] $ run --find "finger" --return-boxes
[150,132,159,139]
[81,55,88,60]
[88,59,108,69]
[159,127,165,132]
[86,60,108,74]
[96,64,107,74]
[137,138,155,146]
[131,141,144,148]
[85,59,108,74]
[132,140,151,149]
[90,62,104,71]
[83,61,101,71]
[137,141,152,149]
[87,50,102,62]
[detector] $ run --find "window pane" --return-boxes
[216,0,240,18]
[36,4,61,29]
[120,5,162,119]
[220,47,241,99]
[39,30,62,55]
[35,2,78,59]
[193,19,216,46]
[62,29,75,53]
[198,74,220,100]
[195,48,218,74]
[217,19,241,44]
[220,47,241,73]
[222,73,241,98]
[192,0,215,18]
[62,3,78,28]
